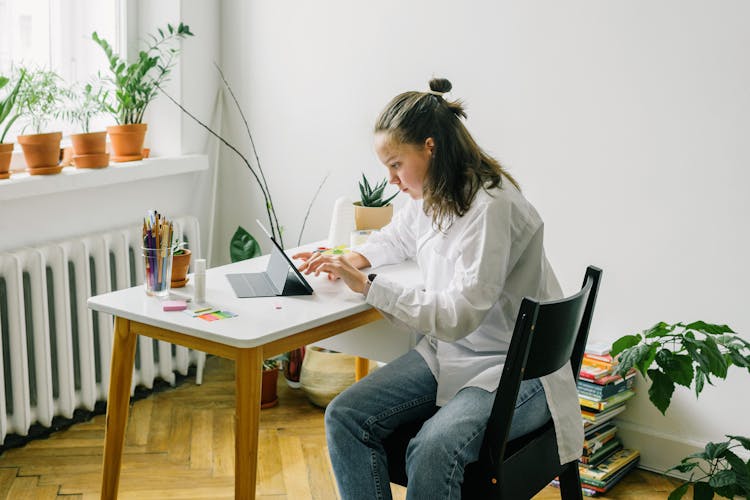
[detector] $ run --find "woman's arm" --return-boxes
[345,251,371,269]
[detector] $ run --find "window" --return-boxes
[0,0,121,140]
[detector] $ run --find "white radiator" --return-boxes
[0,216,206,445]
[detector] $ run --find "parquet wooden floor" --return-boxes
[0,356,687,499]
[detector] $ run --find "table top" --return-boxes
[88,243,421,348]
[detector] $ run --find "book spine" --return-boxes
[581,441,623,466]
[578,378,633,399]
[582,357,615,370]
[584,352,615,363]
[580,449,641,481]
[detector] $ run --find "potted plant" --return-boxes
[170,239,191,288]
[15,67,69,175]
[59,82,110,169]
[354,173,399,230]
[0,69,26,179]
[612,321,750,499]
[262,354,287,409]
[92,22,193,162]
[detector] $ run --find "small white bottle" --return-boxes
[327,196,356,247]
[194,258,206,304]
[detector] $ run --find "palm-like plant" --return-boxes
[92,23,193,125]
[16,68,68,134]
[0,69,26,143]
[58,82,109,133]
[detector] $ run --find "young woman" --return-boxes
[293,78,582,500]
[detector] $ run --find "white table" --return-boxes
[88,248,419,499]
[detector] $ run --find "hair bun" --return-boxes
[429,78,452,94]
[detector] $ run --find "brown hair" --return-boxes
[374,77,519,231]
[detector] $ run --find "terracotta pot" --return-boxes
[0,143,13,180]
[170,249,191,288]
[71,131,109,169]
[283,346,306,388]
[73,153,110,169]
[60,147,74,166]
[261,368,279,409]
[107,123,147,162]
[17,131,63,172]
[353,202,394,230]
[300,347,360,408]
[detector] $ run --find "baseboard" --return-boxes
[615,419,750,481]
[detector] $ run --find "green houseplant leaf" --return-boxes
[646,368,674,415]
[667,482,690,500]
[230,226,261,263]
[0,69,26,143]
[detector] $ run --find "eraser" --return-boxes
[163,300,187,311]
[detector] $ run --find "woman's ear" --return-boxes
[425,137,435,156]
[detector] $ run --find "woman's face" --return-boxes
[374,133,434,200]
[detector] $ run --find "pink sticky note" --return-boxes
[163,300,187,311]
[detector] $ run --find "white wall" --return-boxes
[215,0,750,472]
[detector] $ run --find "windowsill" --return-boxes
[0,154,209,202]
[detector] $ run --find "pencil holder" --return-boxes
[142,246,174,296]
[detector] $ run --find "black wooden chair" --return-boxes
[384,266,602,499]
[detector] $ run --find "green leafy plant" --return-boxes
[612,321,750,499]
[58,82,109,133]
[16,67,69,134]
[358,173,398,207]
[92,22,193,125]
[667,436,750,500]
[230,226,261,263]
[0,69,26,143]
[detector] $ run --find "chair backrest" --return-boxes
[480,265,602,467]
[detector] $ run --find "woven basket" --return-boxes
[300,347,358,408]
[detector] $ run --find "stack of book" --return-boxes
[576,343,640,495]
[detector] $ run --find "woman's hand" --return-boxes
[292,251,369,294]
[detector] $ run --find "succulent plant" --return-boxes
[358,173,398,207]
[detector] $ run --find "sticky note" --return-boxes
[197,310,237,321]
[163,300,187,311]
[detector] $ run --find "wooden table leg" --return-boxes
[235,348,263,500]
[355,356,370,381]
[101,317,137,499]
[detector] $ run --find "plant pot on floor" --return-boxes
[70,131,109,169]
[107,123,147,162]
[170,249,191,288]
[0,143,13,180]
[353,202,393,230]
[261,368,280,409]
[17,131,63,175]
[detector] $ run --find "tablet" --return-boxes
[225,220,313,297]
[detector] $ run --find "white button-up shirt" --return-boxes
[354,183,583,464]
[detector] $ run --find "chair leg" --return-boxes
[558,462,583,500]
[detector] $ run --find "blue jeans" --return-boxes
[325,349,551,500]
